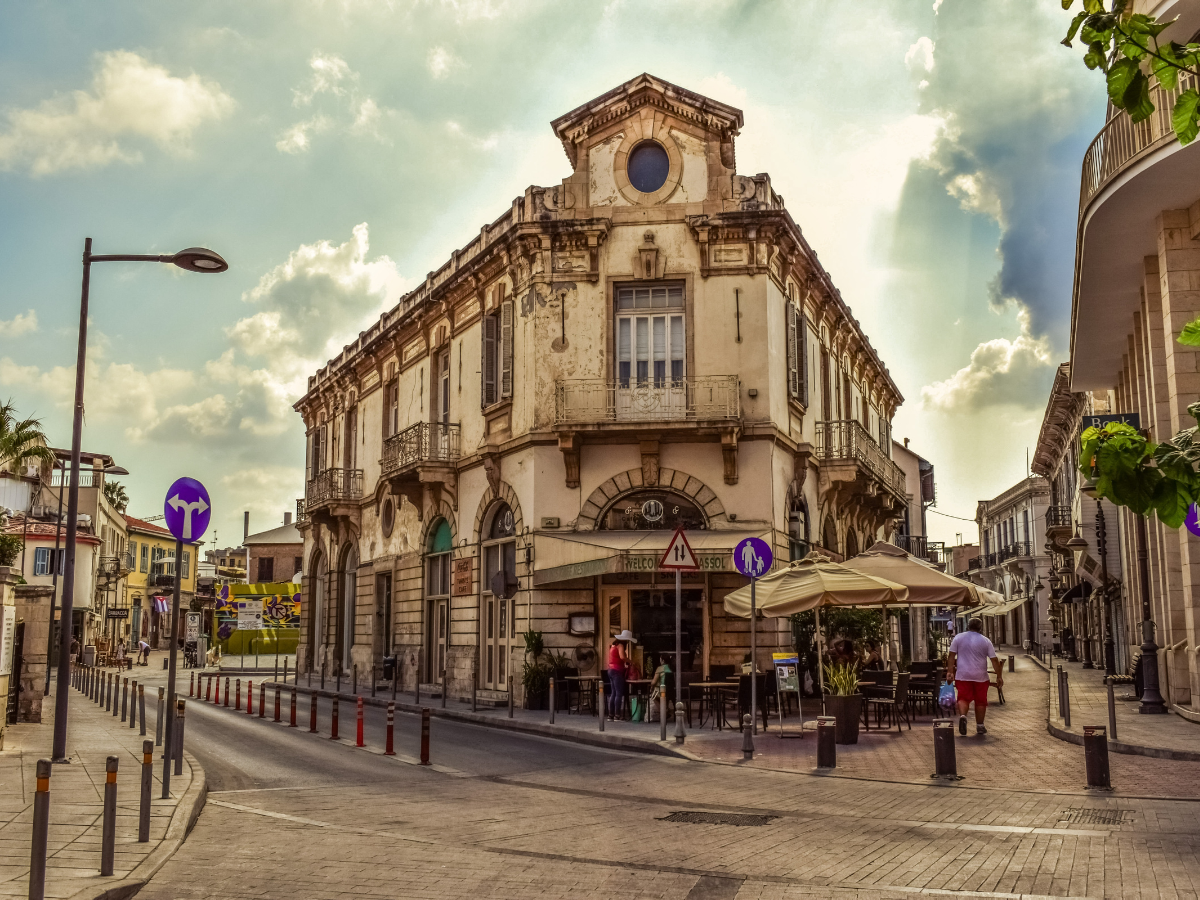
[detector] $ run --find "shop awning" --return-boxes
[979,595,1027,617]
[532,529,772,586]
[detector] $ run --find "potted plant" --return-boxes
[522,629,550,709]
[823,662,863,744]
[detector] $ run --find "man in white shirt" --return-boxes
[946,617,1003,736]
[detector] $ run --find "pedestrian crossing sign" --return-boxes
[658,527,698,570]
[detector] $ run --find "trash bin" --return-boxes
[83,645,96,667]
[383,655,396,681]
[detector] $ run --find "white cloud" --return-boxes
[0,50,233,176]
[426,46,464,80]
[293,53,355,106]
[920,316,1054,412]
[279,53,386,152]
[905,37,935,74]
[275,115,332,154]
[0,310,37,337]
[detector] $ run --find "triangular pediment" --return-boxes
[551,73,743,170]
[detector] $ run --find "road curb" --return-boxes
[64,751,208,900]
[262,681,693,760]
[1032,655,1200,762]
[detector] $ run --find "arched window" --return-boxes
[599,490,706,531]
[845,529,859,559]
[788,495,809,561]
[482,503,517,690]
[336,546,357,673]
[307,552,325,670]
[822,515,839,556]
[425,518,453,682]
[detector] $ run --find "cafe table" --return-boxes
[690,681,738,730]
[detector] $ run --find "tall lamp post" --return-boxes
[51,240,227,763]
[42,458,128,696]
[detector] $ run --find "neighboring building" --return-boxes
[295,74,909,701]
[1068,0,1200,709]
[947,543,980,580]
[205,546,247,582]
[1032,363,1128,672]
[891,439,940,563]
[1,566,20,744]
[244,517,303,585]
[124,515,199,649]
[966,477,1053,649]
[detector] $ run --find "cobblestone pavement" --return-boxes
[136,655,1200,900]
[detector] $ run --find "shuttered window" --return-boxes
[785,301,809,407]
[481,289,514,408]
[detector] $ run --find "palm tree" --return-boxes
[0,399,54,476]
[103,480,129,513]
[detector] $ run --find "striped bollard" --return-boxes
[259,682,266,718]
[205,675,212,702]
[100,756,118,876]
[29,760,51,900]
[139,740,153,842]
[309,693,317,733]
[274,686,281,722]
[289,687,297,727]
[385,702,395,755]
[420,708,431,764]
[235,679,241,712]
[330,697,340,740]
[189,671,195,697]
[356,696,364,747]
[224,677,230,707]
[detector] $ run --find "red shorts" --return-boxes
[955,680,990,706]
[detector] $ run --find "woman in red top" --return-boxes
[607,630,635,720]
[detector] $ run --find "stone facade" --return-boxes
[294,75,909,701]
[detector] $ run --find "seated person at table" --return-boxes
[862,641,884,671]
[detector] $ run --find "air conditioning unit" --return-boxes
[24,465,40,478]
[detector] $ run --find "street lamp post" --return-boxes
[51,239,226,762]
[1096,501,1116,677]
[1135,513,1167,713]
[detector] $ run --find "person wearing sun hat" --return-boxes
[607,630,636,721]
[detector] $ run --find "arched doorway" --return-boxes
[822,515,839,557]
[481,503,516,691]
[425,518,453,682]
[307,552,326,670]
[788,495,809,561]
[335,545,357,674]
[845,529,859,559]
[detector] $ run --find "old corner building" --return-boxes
[294,74,909,701]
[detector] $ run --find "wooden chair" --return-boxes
[866,672,912,732]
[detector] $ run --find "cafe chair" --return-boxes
[865,671,911,732]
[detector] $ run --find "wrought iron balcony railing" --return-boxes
[1080,71,1199,213]
[1000,541,1033,562]
[1046,506,1072,529]
[295,499,306,525]
[306,468,363,509]
[967,556,983,571]
[382,422,461,475]
[894,534,927,558]
[815,420,906,497]
[554,375,740,425]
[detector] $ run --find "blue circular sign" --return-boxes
[1188,504,1200,538]
[163,477,211,543]
[734,537,773,578]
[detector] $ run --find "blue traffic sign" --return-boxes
[163,477,211,542]
[734,536,772,578]
[1188,504,1200,538]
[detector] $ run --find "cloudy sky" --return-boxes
[0,0,1105,549]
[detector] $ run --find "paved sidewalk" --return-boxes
[0,671,206,900]
[1045,654,1200,761]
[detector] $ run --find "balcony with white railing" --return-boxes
[554,375,740,426]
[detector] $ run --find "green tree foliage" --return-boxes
[0,399,54,475]
[1063,0,1200,143]
[0,533,22,567]
[103,480,129,513]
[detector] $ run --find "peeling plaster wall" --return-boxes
[669,128,709,204]
[588,132,624,207]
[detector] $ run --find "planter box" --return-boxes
[825,693,863,744]
[524,688,548,710]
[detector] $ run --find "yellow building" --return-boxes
[124,515,199,649]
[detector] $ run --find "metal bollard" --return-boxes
[105,672,113,711]
[1062,671,1071,727]
[284,658,289,685]
[420,707,431,764]
[139,740,153,842]
[337,669,342,694]
[356,696,364,747]
[1008,654,1015,673]
[28,759,51,900]
[472,665,477,713]
[1056,666,1064,717]
[113,676,122,717]
[550,677,556,725]
[371,665,376,698]
[1084,724,1112,789]
[156,688,165,747]
[507,675,513,718]
[121,678,128,721]
[441,669,447,709]
[385,702,395,755]
[416,673,421,706]
[129,681,137,730]
[742,714,755,759]
[817,716,837,768]
[274,687,281,722]
[675,702,686,744]
[290,687,298,727]
[224,676,230,707]
[598,679,605,732]
[259,682,266,718]
[309,693,318,732]
[353,664,357,696]
[392,668,398,703]
[174,700,186,777]
[321,661,325,691]
[1106,677,1118,741]
[139,685,147,736]
[205,675,211,703]
[235,679,241,712]
[932,719,958,779]
[330,697,340,740]
[190,671,195,697]
[101,756,118,876]
[660,688,667,741]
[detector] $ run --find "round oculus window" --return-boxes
[627,141,670,194]
[381,498,395,537]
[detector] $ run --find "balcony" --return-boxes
[381,422,460,512]
[553,375,742,488]
[1000,541,1033,562]
[816,420,907,534]
[893,535,949,570]
[305,468,363,527]
[968,556,983,572]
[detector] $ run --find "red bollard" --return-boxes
[289,688,297,728]
[274,687,281,722]
[247,680,254,715]
[189,672,194,697]
[356,696,364,748]
[330,698,340,740]
[420,707,430,765]
[235,679,242,712]
[224,677,230,707]
[309,693,317,733]
[258,682,265,717]
[385,702,395,756]
[205,676,212,703]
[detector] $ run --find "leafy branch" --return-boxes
[1063,0,1200,143]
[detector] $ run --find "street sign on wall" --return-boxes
[185,612,201,642]
[164,477,211,543]
[1080,413,1141,434]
